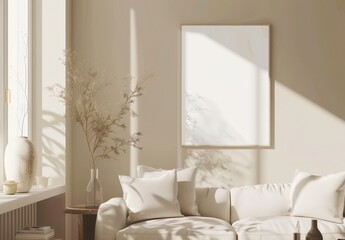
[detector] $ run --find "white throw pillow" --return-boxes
[137,165,200,216]
[290,170,345,223]
[118,169,182,223]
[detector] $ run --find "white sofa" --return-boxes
[94,183,345,240]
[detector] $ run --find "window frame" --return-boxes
[0,0,32,186]
[0,0,7,186]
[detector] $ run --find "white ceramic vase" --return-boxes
[4,137,36,192]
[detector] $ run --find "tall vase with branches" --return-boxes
[48,50,147,206]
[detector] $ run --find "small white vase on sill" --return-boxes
[4,136,36,192]
[85,168,103,207]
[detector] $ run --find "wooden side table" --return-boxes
[64,205,99,240]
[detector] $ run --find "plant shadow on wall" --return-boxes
[48,50,149,206]
[184,149,257,188]
[183,95,258,188]
[184,95,248,146]
[41,110,65,183]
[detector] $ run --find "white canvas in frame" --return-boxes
[181,25,270,147]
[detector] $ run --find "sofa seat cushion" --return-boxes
[233,216,345,240]
[117,216,236,240]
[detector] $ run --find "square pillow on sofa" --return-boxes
[119,169,182,224]
[290,170,345,223]
[137,165,199,216]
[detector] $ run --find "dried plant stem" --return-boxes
[48,50,147,169]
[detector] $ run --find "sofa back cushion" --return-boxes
[230,183,290,223]
[195,187,231,223]
[137,165,199,216]
[290,170,345,223]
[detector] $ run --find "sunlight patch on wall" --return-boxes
[129,8,139,177]
[35,0,66,185]
[274,82,345,157]
[260,81,345,182]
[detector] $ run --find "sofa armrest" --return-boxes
[95,197,128,240]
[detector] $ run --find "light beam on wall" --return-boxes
[129,8,139,177]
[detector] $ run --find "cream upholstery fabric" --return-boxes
[290,170,345,223]
[119,170,182,223]
[196,187,230,223]
[230,183,291,223]
[95,183,345,240]
[117,216,236,240]
[95,198,127,240]
[233,216,345,240]
[137,165,199,216]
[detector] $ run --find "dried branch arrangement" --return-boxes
[48,51,147,168]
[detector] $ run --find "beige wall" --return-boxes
[71,0,345,205]
[37,194,65,239]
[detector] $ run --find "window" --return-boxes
[1,0,31,184]
[7,0,30,138]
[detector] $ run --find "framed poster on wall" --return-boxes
[181,25,271,148]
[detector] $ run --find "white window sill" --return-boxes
[0,185,65,214]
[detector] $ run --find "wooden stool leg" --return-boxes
[83,214,97,240]
[64,205,98,240]
[78,215,83,240]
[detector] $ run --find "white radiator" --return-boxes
[0,203,37,240]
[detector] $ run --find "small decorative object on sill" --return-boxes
[4,136,36,192]
[36,176,49,188]
[306,219,323,240]
[85,168,103,207]
[3,180,17,195]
